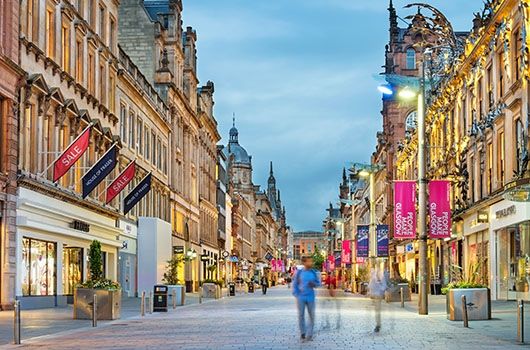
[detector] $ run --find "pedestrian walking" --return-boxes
[261,276,269,295]
[368,266,387,333]
[286,275,292,289]
[293,256,321,342]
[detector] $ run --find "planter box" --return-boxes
[73,288,121,320]
[202,283,218,298]
[167,285,185,306]
[385,283,411,302]
[446,288,491,321]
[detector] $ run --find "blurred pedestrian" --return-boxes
[286,275,292,289]
[261,275,269,295]
[368,266,387,333]
[293,256,321,341]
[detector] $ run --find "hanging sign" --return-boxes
[106,161,136,203]
[123,173,152,214]
[341,240,351,265]
[394,181,417,239]
[376,225,389,257]
[429,180,452,239]
[53,125,91,182]
[82,145,118,198]
[356,225,369,258]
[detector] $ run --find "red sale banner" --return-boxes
[341,240,351,264]
[394,181,417,239]
[429,180,452,239]
[106,161,136,203]
[53,125,91,182]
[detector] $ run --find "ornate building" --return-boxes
[118,0,220,292]
[395,0,530,300]
[0,0,24,310]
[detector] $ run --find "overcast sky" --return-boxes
[183,0,481,232]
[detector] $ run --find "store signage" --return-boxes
[122,240,128,250]
[376,225,389,257]
[356,225,369,258]
[201,254,209,262]
[495,205,516,219]
[106,161,136,203]
[173,246,184,254]
[82,145,118,198]
[405,243,414,253]
[70,220,90,232]
[222,250,230,258]
[53,125,91,182]
[429,180,451,239]
[264,252,273,261]
[394,181,417,239]
[123,173,152,215]
[477,210,489,224]
[341,240,351,264]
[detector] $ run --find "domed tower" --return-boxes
[225,118,254,200]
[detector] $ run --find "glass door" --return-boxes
[62,247,83,295]
[497,228,510,300]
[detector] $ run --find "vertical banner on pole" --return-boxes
[394,181,417,239]
[429,180,452,239]
[341,240,351,265]
[328,255,335,271]
[376,225,389,257]
[356,225,369,258]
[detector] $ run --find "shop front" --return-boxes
[118,220,138,297]
[16,188,121,309]
[462,210,490,288]
[490,200,530,301]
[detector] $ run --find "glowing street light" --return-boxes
[398,86,418,100]
[377,84,393,96]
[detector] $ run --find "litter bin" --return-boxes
[229,282,236,296]
[153,285,168,312]
[248,282,254,293]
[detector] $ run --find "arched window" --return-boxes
[406,48,416,69]
[405,111,417,131]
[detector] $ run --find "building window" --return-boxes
[487,143,493,194]
[516,119,525,175]
[157,138,162,169]
[22,237,56,296]
[498,52,504,98]
[99,62,106,104]
[76,39,83,83]
[487,66,493,109]
[109,16,116,52]
[498,130,505,186]
[120,103,127,144]
[98,4,106,43]
[406,48,416,69]
[137,118,143,154]
[88,51,95,95]
[151,131,156,164]
[61,24,70,73]
[514,29,522,81]
[76,0,84,16]
[405,111,417,131]
[109,74,115,113]
[128,110,135,147]
[145,127,150,161]
[45,6,55,59]
[478,78,483,119]
[162,144,167,174]
[26,0,39,42]
[88,0,96,28]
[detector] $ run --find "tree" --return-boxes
[88,240,103,281]
[311,247,325,271]
[162,255,185,285]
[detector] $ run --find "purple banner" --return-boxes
[356,225,369,258]
[376,225,389,257]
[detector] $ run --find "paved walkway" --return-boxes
[0,293,202,346]
[0,287,526,349]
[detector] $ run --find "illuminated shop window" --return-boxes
[22,238,56,296]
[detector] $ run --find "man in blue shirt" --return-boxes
[293,256,321,341]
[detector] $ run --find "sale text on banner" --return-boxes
[429,180,452,239]
[53,125,91,182]
[394,181,417,239]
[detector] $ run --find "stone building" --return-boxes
[17,0,124,308]
[118,0,220,292]
[395,0,530,300]
[0,0,24,310]
[292,231,327,263]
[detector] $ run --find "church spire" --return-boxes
[229,114,238,143]
[389,0,399,43]
[342,167,347,185]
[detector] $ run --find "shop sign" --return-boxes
[82,145,118,198]
[264,252,273,261]
[53,125,91,182]
[123,173,152,215]
[70,220,90,232]
[495,205,516,219]
[201,254,209,262]
[405,243,414,253]
[477,210,489,224]
[222,250,230,258]
[173,246,184,254]
[394,181,417,239]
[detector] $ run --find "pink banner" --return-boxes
[327,255,335,271]
[341,240,351,264]
[271,259,277,272]
[394,181,417,239]
[429,180,452,239]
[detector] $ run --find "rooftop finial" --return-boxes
[270,161,274,175]
[232,112,236,127]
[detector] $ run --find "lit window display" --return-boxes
[22,238,56,296]
[62,247,83,295]
[497,222,530,300]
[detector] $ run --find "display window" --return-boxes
[62,247,83,295]
[22,237,56,296]
[497,222,530,300]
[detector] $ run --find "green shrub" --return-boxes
[441,282,487,295]
[77,240,120,291]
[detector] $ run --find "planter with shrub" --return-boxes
[385,277,411,302]
[162,256,186,306]
[443,282,491,321]
[74,240,121,320]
